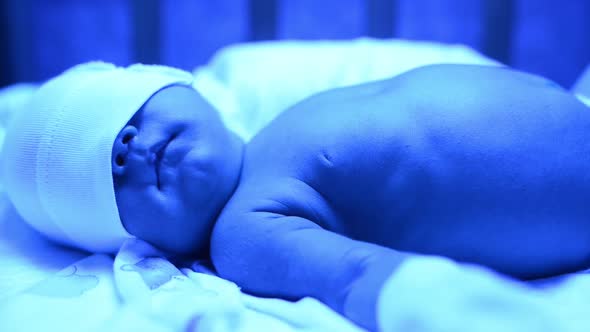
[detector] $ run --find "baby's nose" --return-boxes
[112,125,138,175]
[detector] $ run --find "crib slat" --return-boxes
[0,1,9,87]
[481,0,513,65]
[131,0,161,65]
[2,0,34,83]
[31,0,133,82]
[278,0,365,39]
[161,0,249,70]
[366,0,396,38]
[250,0,278,40]
[396,0,483,51]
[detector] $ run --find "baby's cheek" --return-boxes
[177,147,225,207]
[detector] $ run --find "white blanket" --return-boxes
[0,231,360,331]
[378,256,590,332]
[1,39,588,332]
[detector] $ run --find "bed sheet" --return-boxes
[0,207,361,332]
[1,39,589,332]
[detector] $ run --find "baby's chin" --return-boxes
[121,159,235,256]
[130,207,213,256]
[154,222,212,256]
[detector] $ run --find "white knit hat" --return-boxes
[2,62,194,253]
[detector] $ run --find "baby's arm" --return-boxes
[211,208,407,330]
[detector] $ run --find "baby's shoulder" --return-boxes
[217,175,343,232]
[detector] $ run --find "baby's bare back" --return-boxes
[217,65,590,280]
[211,65,590,328]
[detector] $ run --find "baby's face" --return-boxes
[112,85,243,255]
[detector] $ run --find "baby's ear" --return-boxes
[112,125,138,176]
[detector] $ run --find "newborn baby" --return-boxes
[211,65,590,328]
[4,62,590,330]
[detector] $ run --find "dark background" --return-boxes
[0,0,588,88]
